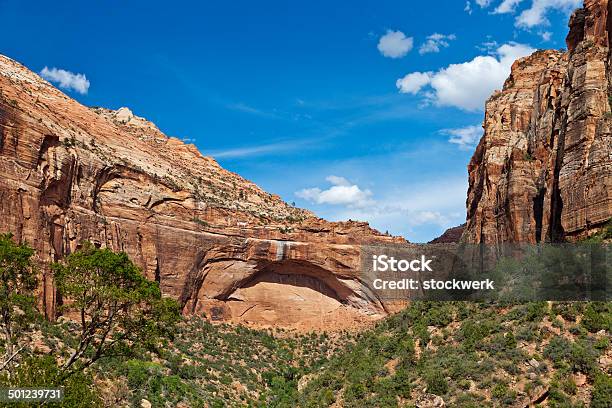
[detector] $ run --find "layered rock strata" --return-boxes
[0,55,402,329]
[464,0,611,243]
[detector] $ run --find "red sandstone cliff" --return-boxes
[0,55,404,330]
[464,0,612,244]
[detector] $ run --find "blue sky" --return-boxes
[1,0,580,242]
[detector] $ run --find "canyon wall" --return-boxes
[0,55,403,330]
[464,0,611,244]
[2,0,610,330]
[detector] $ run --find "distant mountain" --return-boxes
[428,223,466,244]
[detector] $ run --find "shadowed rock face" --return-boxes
[0,54,403,330]
[464,0,612,244]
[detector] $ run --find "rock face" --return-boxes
[0,54,402,329]
[464,0,612,244]
[429,224,466,244]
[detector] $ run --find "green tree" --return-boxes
[1,355,102,407]
[52,243,181,377]
[0,233,38,375]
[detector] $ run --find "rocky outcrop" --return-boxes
[464,0,612,244]
[0,55,402,330]
[429,224,466,244]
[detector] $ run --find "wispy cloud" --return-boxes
[440,125,483,150]
[40,66,90,94]
[515,0,580,28]
[419,33,456,55]
[204,139,307,159]
[208,93,427,160]
[226,102,280,118]
[493,0,524,14]
[465,1,473,14]
[539,31,552,41]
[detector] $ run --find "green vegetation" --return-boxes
[84,317,350,406]
[0,233,609,406]
[52,243,181,377]
[295,302,609,407]
[5,356,102,407]
[0,233,38,374]
[192,217,210,227]
[591,372,612,408]
[0,235,180,406]
[583,219,612,243]
[62,136,77,148]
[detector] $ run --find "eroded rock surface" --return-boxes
[429,224,466,244]
[464,0,611,243]
[0,54,402,329]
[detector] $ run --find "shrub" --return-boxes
[591,373,612,408]
[544,336,598,375]
[491,382,516,405]
[547,382,573,407]
[425,304,454,328]
[124,359,164,389]
[516,323,539,342]
[560,377,577,395]
[458,320,490,351]
[581,302,611,333]
[551,302,583,322]
[424,370,448,395]
[544,336,572,368]
[523,302,547,322]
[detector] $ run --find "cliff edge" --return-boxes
[464,0,611,244]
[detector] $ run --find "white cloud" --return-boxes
[476,0,492,7]
[441,125,483,149]
[40,67,90,94]
[539,31,552,41]
[493,0,524,13]
[296,176,374,208]
[397,42,535,111]
[419,33,456,55]
[295,171,468,242]
[377,30,414,58]
[515,0,581,28]
[465,1,473,14]
[396,72,433,95]
[325,178,468,236]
